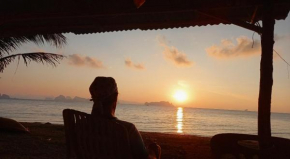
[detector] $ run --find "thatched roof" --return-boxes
[0,0,289,37]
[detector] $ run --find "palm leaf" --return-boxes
[0,52,65,72]
[0,34,66,57]
[25,34,67,48]
[0,37,28,56]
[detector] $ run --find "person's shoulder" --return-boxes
[115,119,135,127]
[115,119,137,131]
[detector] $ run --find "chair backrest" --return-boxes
[63,109,132,159]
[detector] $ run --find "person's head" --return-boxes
[89,77,118,117]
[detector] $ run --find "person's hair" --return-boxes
[102,92,118,110]
[89,76,118,115]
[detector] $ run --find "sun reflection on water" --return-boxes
[176,107,183,133]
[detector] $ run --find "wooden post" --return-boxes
[258,0,275,149]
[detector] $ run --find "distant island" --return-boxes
[144,101,175,107]
[47,95,89,102]
[0,93,10,99]
[118,100,141,105]
[0,93,89,103]
[0,93,140,104]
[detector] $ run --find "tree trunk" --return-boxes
[258,0,275,149]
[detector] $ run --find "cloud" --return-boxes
[206,36,261,59]
[275,34,290,41]
[68,54,104,68]
[125,58,145,70]
[157,36,193,67]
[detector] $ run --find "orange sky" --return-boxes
[1,18,290,113]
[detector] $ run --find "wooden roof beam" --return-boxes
[196,10,262,34]
[251,6,259,24]
[229,19,262,34]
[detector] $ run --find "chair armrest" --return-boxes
[147,143,161,159]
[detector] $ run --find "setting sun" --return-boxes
[173,90,188,102]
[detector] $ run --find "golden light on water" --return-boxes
[176,107,183,133]
[173,90,188,102]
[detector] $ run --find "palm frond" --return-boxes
[0,52,65,72]
[0,34,67,57]
[25,34,67,48]
[0,37,29,56]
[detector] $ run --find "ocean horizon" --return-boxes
[1,99,290,139]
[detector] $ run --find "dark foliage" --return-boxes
[0,34,66,58]
[0,52,64,72]
[0,34,66,72]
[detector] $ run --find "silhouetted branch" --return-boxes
[0,52,65,72]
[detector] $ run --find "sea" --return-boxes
[1,99,290,139]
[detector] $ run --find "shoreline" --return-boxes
[0,122,212,159]
[29,122,212,138]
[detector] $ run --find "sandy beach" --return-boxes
[0,122,212,159]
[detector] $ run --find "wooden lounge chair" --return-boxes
[211,133,290,159]
[63,109,132,159]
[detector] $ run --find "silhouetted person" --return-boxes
[89,77,161,159]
